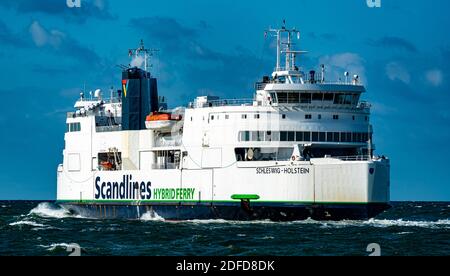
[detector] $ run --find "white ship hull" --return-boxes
[57,158,390,220]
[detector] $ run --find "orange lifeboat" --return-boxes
[145,112,182,131]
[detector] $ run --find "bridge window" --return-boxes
[318,114,322,120]
[300,93,312,104]
[327,132,333,142]
[357,133,362,142]
[225,114,229,119]
[280,131,288,141]
[242,114,247,119]
[296,132,303,141]
[333,132,340,142]
[288,92,300,103]
[270,92,277,104]
[324,93,334,101]
[362,133,369,142]
[304,131,311,141]
[319,132,326,142]
[344,94,353,105]
[288,131,295,141]
[334,93,345,104]
[305,114,312,119]
[254,114,260,119]
[333,115,339,120]
[312,93,323,101]
[277,92,288,103]
[346,132,353,142]
[352,94,359,105]
[312,132,319,142]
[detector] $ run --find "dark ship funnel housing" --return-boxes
[121,67,159,130]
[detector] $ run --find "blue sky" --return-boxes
[0,0,449,201]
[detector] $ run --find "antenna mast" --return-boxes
[265,21,303,72]
[128,40,159,72]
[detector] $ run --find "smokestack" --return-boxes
[121,67,159,130]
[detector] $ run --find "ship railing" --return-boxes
[189,98,254,108]
[255,82,268,90]
[329,155,371,161]
[96,125,122,132]
[152,163,178,170]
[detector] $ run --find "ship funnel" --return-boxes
[121,67,159,130]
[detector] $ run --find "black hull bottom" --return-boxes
[60,202,391,221]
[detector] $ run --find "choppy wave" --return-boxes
[166,217,450,229]
[39,243,80,252]
[140,210,164,221]
[363,219,450,228]
[181,219,276,225]
[9,220,46,228]
[28,202,71,218]
[288,218,450,229]
[28,202,85,219]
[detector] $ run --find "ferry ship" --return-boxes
[56,25,390,221]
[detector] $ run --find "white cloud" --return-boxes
[319,53,366,84]
[29,21,65,48]
[425,69,443,87]
[385,62,410,84]
[29,21,47,47]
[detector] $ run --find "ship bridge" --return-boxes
[182,23,374,164]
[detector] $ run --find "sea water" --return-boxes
[0,201,448,256]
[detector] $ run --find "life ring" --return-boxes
[291,155,296,161]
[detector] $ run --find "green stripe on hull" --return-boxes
[56,199,386,205]
[231,194,260,200]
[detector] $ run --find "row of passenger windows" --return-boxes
[207,113,368,121]
[271,92,360,105]
[66,122,81,132]
[238,131,371,143]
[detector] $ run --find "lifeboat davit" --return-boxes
[145,112,182,132]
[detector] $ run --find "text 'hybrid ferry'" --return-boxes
[57,24,390,221]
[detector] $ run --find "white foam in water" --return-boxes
[39,243,76,251]
[288,218,450,229]
[364,219,450,228]
[140,210,164,221]
[9,220,46,228]
[182,219,277,225]
[28,202,72,219]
